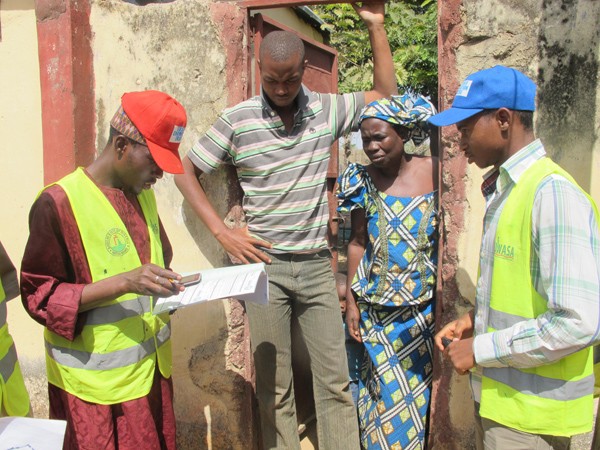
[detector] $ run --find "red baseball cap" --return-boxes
[113,90,187,174]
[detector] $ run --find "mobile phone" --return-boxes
[177,273,202,286]
[442,337,453,349]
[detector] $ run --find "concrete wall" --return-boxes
[431,0,600,448]
[536,0,600,197]
[0,0,48,417]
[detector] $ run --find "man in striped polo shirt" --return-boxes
[175,3,396,448]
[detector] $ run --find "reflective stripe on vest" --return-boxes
[45,321,171,370]
[0,281,30,416]
[46,168,172,405]
[479,157,597,436]
[0,341,17,383]
[484,367,594,401]
[487,308,524,330]
[84,296,153,326]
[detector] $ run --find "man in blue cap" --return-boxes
[431,66,600,449]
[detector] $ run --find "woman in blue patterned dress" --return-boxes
[338,93,438,449]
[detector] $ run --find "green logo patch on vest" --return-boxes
[494,238,514,260]
[105,228,130,256]
[150,222,159,236]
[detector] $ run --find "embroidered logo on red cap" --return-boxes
[169,126,185,144]
[118,90,187,174]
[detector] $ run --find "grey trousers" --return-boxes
[475,405,571,450]
[246,251,360,450]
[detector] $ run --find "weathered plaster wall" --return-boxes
[89,1,256,448]
[0,0,48,418]
[35,0,96,183]
[432,0,600,448]
[453,0,543,304]
[537,0,600,199]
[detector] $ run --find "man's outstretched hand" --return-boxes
[353,1,386,29]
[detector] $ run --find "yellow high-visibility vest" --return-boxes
[480,157,597,436]
[0,279,30,416]
[45,168,172,404]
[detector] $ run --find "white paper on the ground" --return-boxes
[0,416,67,449]
[153,263,268,314]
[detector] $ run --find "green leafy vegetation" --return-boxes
[313,1,438,100]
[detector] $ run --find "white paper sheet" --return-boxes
[0,416,67,449]
[153,263,268,314]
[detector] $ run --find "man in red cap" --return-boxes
[21,90,187,449]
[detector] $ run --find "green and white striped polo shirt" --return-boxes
[188,85,365,253]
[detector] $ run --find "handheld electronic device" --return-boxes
[441,337,453,349]
[177,273,201,286]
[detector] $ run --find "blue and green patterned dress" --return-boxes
[338,163,438,450]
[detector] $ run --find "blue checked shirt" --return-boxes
[470,139,600,403]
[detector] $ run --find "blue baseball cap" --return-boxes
[428,65,537,126]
